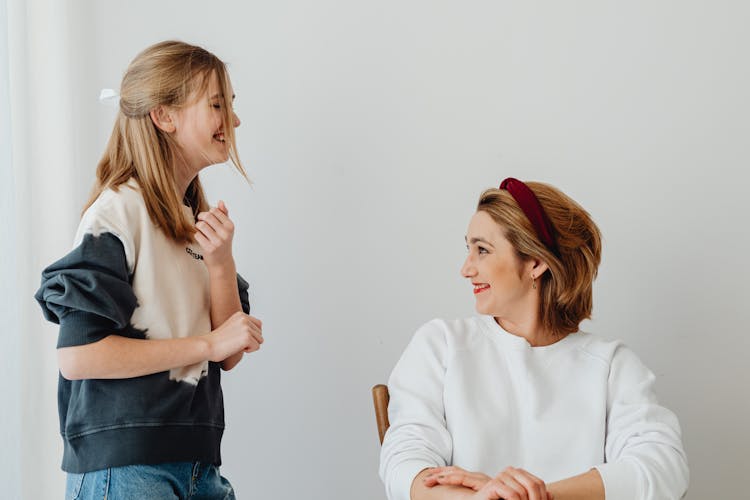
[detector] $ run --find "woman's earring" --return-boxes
[532,274,537,290]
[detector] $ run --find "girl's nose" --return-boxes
[233,111,241,128]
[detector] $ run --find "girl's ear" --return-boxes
[149,105,176,133]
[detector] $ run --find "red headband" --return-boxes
[499,177,559,255]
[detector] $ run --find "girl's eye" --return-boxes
[212,104,222,109]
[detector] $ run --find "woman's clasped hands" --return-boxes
[424,466,554,500]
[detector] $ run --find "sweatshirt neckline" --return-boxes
[124,177,194,217]
[478,315,579,352]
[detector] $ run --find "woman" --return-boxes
[379,178,689,500]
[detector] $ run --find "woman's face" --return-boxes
[171,71,241,173]
[461,211,533,316]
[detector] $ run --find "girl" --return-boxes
[35,40,262,499]
[379,178,689,500]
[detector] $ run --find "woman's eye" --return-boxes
[212,104,222,109]
[465,244,488,255]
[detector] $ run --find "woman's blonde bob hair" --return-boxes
[477,182,602,336]
[84,40,247,242]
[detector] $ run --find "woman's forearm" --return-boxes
[547,468,604,500]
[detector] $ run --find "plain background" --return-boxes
[3,1,749,499]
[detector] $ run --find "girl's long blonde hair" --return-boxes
[85,40,246,242]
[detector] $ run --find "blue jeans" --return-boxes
[65,462,236,500]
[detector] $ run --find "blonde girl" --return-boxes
[36,40,262,499]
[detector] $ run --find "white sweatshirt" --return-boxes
[379,316,689,500]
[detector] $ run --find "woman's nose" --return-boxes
[460,255,475,278]
[233,111,241,128]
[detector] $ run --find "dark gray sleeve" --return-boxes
[237,273,251,314]
[34,232,138,348]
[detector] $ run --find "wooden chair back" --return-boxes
[372,384,390,444]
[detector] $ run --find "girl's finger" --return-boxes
[217,200,228,216]
[194,230,211,251]
[195,221,221,246]
[197,211,229,235]
[208,206,232,226]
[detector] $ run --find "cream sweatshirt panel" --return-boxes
[75,180,211,385]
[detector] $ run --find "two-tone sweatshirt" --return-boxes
[35,179,250,473]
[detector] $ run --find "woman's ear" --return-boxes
[149,105,176,133]
[527,258,549,279]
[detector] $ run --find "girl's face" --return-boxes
[460,211,535,317]
[171,71,240,174]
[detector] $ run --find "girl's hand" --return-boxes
[206,311,263,361]
[195,200,235,272]
[426,466,553,500]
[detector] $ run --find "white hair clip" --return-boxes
[99,88,120,108]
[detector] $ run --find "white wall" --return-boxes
[0,2,21,499]
[16,1,750,498]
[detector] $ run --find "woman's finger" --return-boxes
[508,468,547,500]
[480,478,520,500]
[427,470,489,490]
[494,470,527,500]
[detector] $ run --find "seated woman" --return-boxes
[379,178,689,500]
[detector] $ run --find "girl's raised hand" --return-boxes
[195,200,235,272]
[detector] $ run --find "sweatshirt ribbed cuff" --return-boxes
[594,460,641,500]
[57,310,116,347]
[388,459,436,500]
